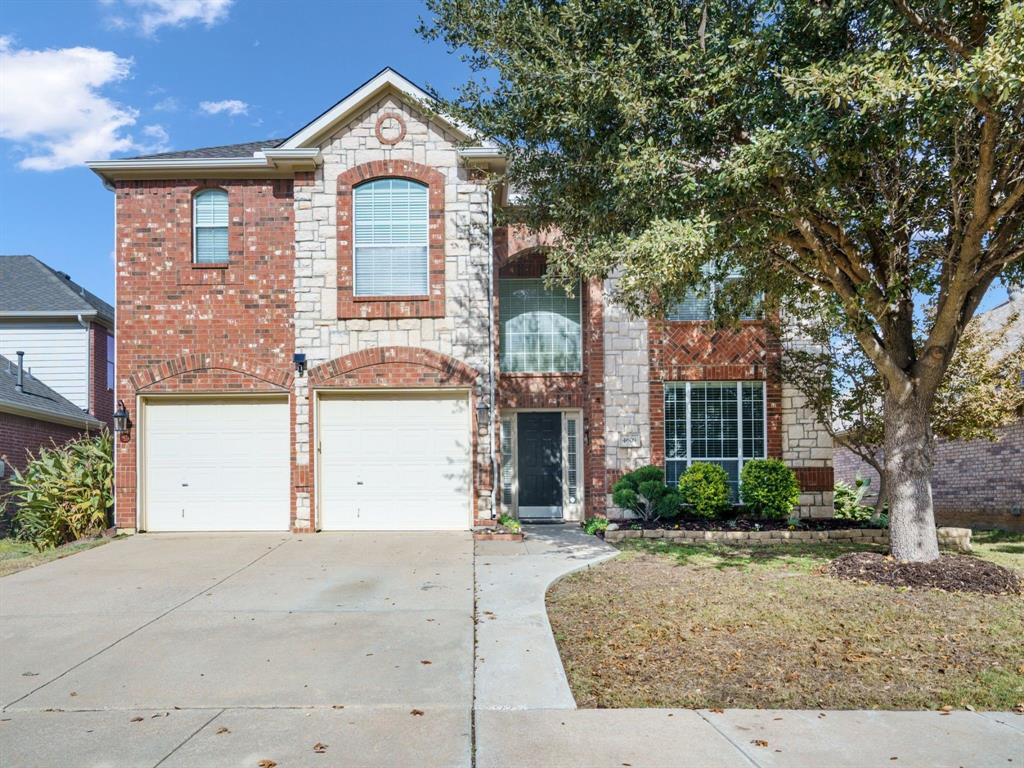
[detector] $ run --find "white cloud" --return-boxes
[199,99,248,116]
[152,96,179,112]
[0,39,169,170]
[107,0,233,36]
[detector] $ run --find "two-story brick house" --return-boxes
[88,68,832,533]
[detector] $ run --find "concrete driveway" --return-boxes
[1,533,474,767]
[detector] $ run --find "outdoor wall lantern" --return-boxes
[476,398,491,423]
[293,353,308,377]
[113,400,132,442]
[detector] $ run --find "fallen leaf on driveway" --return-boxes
[130,717,144,723]
[313,743,328,753]
[708,708,724,714]
[21,672,38,677]
[216,727,230,735]
[410,709,424,716]
[420,660,432,665]
[331,705,344,709]
[257,761,277,768]
[752,740,768,748]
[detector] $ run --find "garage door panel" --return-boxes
[319,394,471,530]
[144,399,289,532]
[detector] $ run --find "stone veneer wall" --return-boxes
[292,95,494,527]
[781,382,835,517]
[602,281,651,504]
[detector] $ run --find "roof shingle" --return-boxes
[0,255,114,324]
[0,353,103,429]
[128,139,285,160]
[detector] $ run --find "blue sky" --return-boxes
[0,0,472,304]
[0,0,1011,312]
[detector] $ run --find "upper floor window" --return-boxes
[500,278,581,373]
[667,272,762,321]
[105,333,114,390]
[193,189,229,264]
[353,178,429,296]
[664,381,766,498]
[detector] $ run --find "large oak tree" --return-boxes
[422,0,1024,561]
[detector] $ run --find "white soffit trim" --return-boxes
[281,67,481,149]
[86,150,321,184]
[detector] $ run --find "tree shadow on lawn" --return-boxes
[621,539,885,571]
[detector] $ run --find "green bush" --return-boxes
[582,517,609,535]
[833,477,873,522]
[497,513,522,533]
[678,462,730,519]
[611,465,682,523]
[4,432,113,550]
[739,458,800,520]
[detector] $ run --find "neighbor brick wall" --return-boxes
[113,178,295,530]
[88,322,114,428]
[835,420,1024,531]
[0,412,94,533]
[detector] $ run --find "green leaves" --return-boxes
[3,432,113,550]
[678,462,731,519]
[739,459,800,520]
[611,465,682,523]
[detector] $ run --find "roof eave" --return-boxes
[86,150,322,184]
[0,401,104,431]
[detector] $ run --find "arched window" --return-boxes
[353,178,428,296]
[193,189,229,264]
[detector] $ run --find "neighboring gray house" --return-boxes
[0,255,115,426]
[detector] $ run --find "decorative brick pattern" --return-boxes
[794,466,834,491]
[113,178,295,531]
[309,346,479,387]
[336,159,446,319]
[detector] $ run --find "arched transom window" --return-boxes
[193,189,229,264]
[353,178,429,296]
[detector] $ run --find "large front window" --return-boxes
[353,178,429,296]
[664,381,766,498]
[499,278,581,373]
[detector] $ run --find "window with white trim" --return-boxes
[499,278,582,372]
[353,178,429,296]
[667,273,762,321]
[664,381,766,499]
[193,189,229,264]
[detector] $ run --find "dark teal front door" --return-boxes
[517,412,562,519]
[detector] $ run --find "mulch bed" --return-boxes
[829,551,1022,595]
[611,517,884,532]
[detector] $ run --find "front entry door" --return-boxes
[517,412,563,519]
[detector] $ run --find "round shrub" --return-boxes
[739,458,800,519]
[678,462,730,519]
[611,465,682,522]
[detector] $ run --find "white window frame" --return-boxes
[499,409,584,522]
[192,188,229,264]
[352,178,430,297]
[499,278,583,373]
[664,381,767,496]
[105,332,114,390]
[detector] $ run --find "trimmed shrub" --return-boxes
[678,462,731,519]
[739,458,800,519]
[582,517,609,535]
[4,432,113,550]
[611,465,682,523]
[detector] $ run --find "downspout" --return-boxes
[487,189,498,520]
[76,313,91,415]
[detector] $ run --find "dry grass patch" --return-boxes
[0,538,107,577]
[547,539,1024,710]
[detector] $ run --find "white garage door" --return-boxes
[319,392,471,530]
[143,398,289,531]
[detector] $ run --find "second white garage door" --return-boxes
[318,392,472,530]
[143,397,290,531]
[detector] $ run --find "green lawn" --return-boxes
[0,537,108,577]
[547,534,1024,711]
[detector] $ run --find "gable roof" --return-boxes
[87,68,501,183]
[0,255,114,326]
[0,354,103,430]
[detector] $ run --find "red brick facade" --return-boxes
[648,320,783,468]
[88,322,115,428]
[336,160,446,319]
[113,178,296,530]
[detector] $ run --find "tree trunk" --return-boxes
[883,392,940,562]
